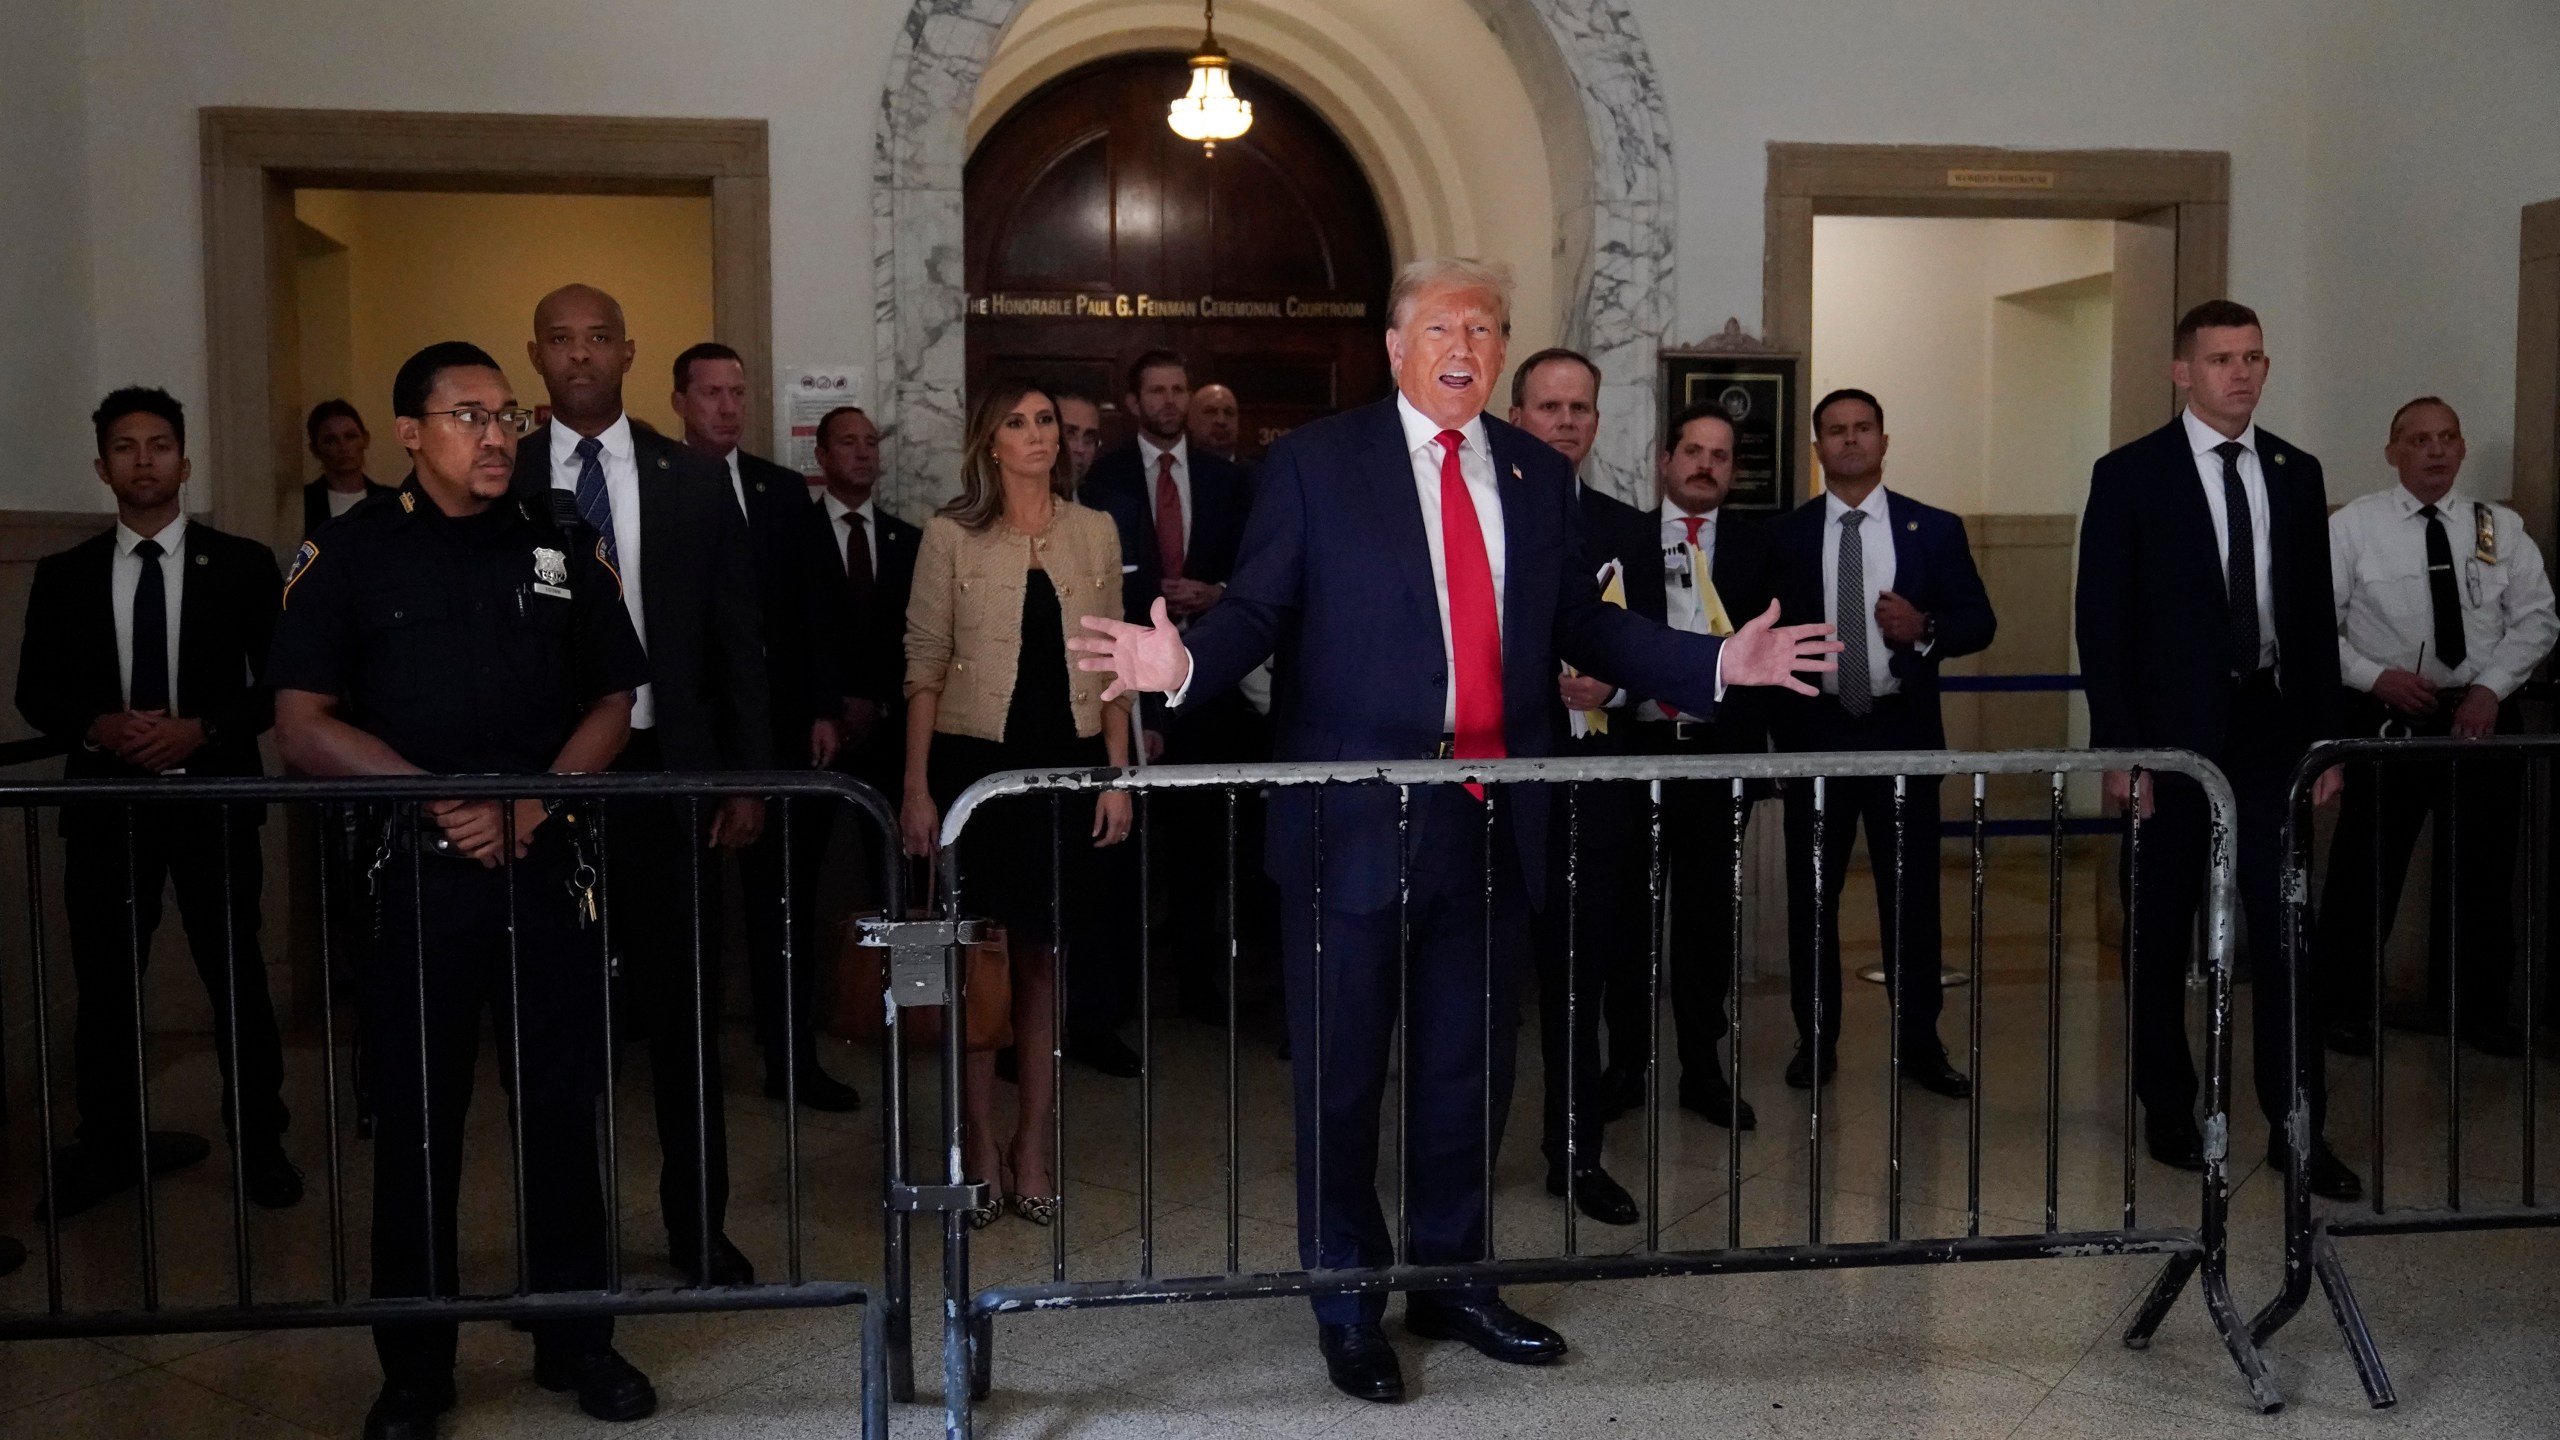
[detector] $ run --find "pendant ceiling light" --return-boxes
[1167,0,1252,155]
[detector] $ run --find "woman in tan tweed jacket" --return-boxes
[900,376,1134,1226]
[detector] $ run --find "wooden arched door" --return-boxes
[965,53,1393,459]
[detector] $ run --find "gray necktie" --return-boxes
[1836,509,1872,718]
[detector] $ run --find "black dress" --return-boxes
[927,569,1107,945]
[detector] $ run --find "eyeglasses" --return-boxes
[422,405,538,437]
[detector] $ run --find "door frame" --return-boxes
[201,107,771,550]
[2513,198,2560,552]
[1763,143,2230,450]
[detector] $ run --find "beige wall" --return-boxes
[291,189,715,479]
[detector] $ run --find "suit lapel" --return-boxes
[173,532,210,705]
[77,537,123,708]
[2150,423,2224,593]
[1352,402,1441,636]
[634,431,678,620]
[1490,426,1541,680]
[2257,430,2296,612]
[1885,491,1925,605]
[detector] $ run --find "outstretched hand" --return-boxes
[1070,598,1191,702]
[1717,600,1841,695]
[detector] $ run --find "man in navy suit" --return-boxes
[2077,300,2358,1200]
[1769,389,1991,1098]
[1082,350,1259,1056]
[671,342,863,1113]
[1072,257,1838,1403]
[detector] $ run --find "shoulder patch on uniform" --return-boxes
[281,540,319,608]
[594,537,625,598]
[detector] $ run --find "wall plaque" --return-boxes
[1660,321,1801,515]
[1946,167,2057,190]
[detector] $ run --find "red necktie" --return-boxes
[1661,515,1707,720]
[1154,451,1187,582]
[1435,430,1505,798]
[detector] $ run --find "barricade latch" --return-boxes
[890,1181,991,1213]
[857,917,985,1008]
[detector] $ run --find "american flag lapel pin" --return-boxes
[1511,464,1523,479]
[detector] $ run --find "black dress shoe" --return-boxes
[2145,1119,2206,1172]
[764,1058,863,1112]
[243,1140,305,1210]
[535,1345,657,1422]
[2324,1019,2374,1057]
[1545,1162,1639,1226]
[1405,1296,1566,1364]
[0,1235,24,1278]
[1679,1074,1758,1130]
[1066,1030,1144,1078]
[1903,1051,1973,1099]
[362,1378,455,1440]
[667,1232,756,1287]
[2269,1141,2364,1202]
[1594,1065,1647,1122]
[1316,1321,1404,1402]
[1782,1046,1835,1091]
[34,1132,212,1223]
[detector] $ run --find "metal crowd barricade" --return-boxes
[930,748,2280,1436]
[2252,734,2558,1408]
[0,770,916,1440]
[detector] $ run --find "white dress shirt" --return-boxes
[822,491,879,578]
[110,513,187,709]
[2183,408,2280,673]
[1139,433,1194,554]
[550,414,653,728]
[1396,394,1507,731]
[324,486,367,519]
[1820,485,1901,699]
[1634,500,1718,722]
[723,448,749,518]
[2330,483,2558,700]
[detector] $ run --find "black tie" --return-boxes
[131,538,170,712]
[2214,440,2261,675]
[842,510,875,608]
[2418,503,2468,669]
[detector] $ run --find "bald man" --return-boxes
[513,283,773,1288]
[1188,382,1254,477]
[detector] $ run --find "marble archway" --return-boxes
[872,0,1675,513]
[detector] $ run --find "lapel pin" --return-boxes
[1511,464,1522,479]
[656,456,670,470]
[2273,452,2287,466]
[1906,520,1918,531]
[193,552,209,565]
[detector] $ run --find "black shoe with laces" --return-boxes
[1544,1161,1639,1226]
[1066,1029,1144,1078]
[667,1232,756,1287]
[2145,1116,2206,1172]
[764,1057,863,1112]
[1782,1045,1835,1091]
[1679,1072,1758,1130]
[1903,1050,1973,1099]
[1404,1296,1567,1364]
[243,1139,305,1210]
[534,1345,657,1422]
[2269,1140,2364,1202]
[1317,1321,1403,1402]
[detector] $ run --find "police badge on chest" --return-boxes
[532,546,572,599]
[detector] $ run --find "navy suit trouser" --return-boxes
[1280,785,1530,1325]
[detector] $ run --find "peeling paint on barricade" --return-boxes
[2203,1114,2228,1164]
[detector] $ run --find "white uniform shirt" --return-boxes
[111,513,187,709]
[2330,483,2558,700]
[1820,485,1901,699]
[2183,408,2280,673]
[550,414,652,728]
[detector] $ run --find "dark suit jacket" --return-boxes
[733,449,846,757]
[1180,399,1727,912]
[511,420,771,771]
[301,477,396,539]
[1768,488,1995,751]
[1082,440,1253,624]
[17,522,282,826]
[813,489,921,788]
[2076,418,2340,759]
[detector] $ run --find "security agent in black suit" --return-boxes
[1770,390,1989,1098]
[271,342,656,1436]
[1078,350,1253,1071]
[2076,300,2359,1200]
[14,386,301,1222]
[302,398,397,537]
[670,343,862,1113]
[1619,402,1774,1130]
[809,405,923,800]
[515,284,774,1286]
[1504,348,1658,1228]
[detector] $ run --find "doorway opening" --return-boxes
[963,53,1393,461]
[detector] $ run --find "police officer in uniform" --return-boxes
[269,342,655,1439]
